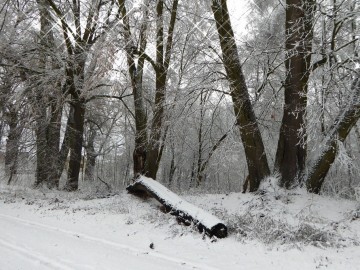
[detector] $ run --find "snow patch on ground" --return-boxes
[1,181,359,269]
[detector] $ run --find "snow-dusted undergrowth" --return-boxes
[1,176,359,250]
[220,177,360,248]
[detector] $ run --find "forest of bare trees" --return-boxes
[0,0,359,198]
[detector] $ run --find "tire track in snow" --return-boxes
[0,238,74,270]
[0,213,219,270]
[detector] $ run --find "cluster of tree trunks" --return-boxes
[1,0,358,196]
[120,0,179,180]
[211,0,360,194]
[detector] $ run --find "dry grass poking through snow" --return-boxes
[189,177,360,249]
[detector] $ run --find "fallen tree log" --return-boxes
[126,176,228,238]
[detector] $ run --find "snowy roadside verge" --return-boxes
[1,182,360,269]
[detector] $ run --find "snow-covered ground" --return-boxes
[1,179,359,270]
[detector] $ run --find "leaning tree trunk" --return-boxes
[306,74,360,194]
[275,0,315,188]
[211,0,270,191]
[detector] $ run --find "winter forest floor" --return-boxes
[0,179,360,270]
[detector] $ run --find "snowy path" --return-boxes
[0,213,216,270]
[1,189,359,270]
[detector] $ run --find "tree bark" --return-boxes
[275,0,315,188]
[84,128,97,181]
[5,110,22,184]
[146,69,167,179]
[34,0,63,189]
[53,106,74,182]
[65,101,85,191]
[118,0,149,177]
[34,98,49,187]
[46,100,62,188]
[211,0,270,191]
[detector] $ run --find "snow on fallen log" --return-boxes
[126,176,227,238]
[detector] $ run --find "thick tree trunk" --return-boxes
[34,100,49,187]
[65,101,85,191]
[46,101,62,188]
[84,153,96,182]
[211,0,270,191]
[132,60,148,177]
[146,71,167,179]
[34,0,63,189]
[5,111,21,184]
[84,129,97,181]
[275,0,315,188]
[53,106,73,182]
[118,0,149,177]
[34,99,63,188]
[306,75,360,193]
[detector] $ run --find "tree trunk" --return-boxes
[65,101,85,191]
[168,146,176,184]
[34,99,49,187]
[146,70,167,179]
[145,0,179,179]
[34,0,63,188]
[118,0,149,177]
[5,111,21,184]
[144,0,167,179]
[211,0,270,191]
[84,129,97,181]
[196,90,205,187]
[275,0,315,188]
[46,101,62,188]
[52,106,73,183]
[85,153,96,182]
[306,75,360,193]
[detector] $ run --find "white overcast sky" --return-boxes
[227,0,253,37]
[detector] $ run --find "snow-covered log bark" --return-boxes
[127,176,228,238]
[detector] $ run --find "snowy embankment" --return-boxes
[0,178,359,270]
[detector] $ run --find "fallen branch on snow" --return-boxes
[126,176,227,238]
